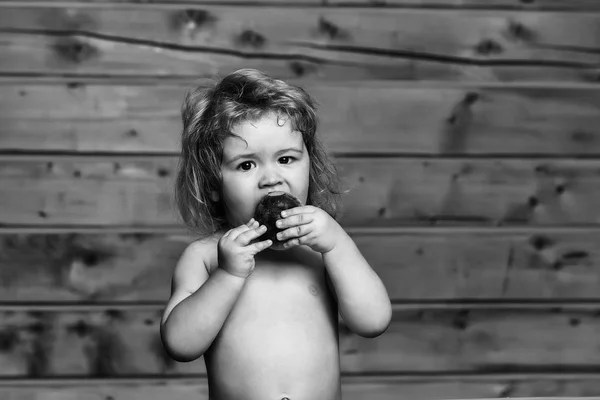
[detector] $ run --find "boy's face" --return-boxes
[217,112,310,228]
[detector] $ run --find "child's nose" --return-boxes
[259,166,284,187]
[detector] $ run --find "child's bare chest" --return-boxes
[217,257,337,349]
[205,255,341,400]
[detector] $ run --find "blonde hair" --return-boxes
[175,69,344,236]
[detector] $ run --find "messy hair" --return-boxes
[174,68,345,236]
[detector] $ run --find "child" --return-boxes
[160,69,392,400]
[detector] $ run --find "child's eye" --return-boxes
[279,156,295,164]
[237,161,254,171]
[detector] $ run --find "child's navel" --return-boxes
[308,285,319,296]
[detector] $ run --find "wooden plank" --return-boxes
[2,1,600,12]
[3,83,600,155]
[0,232,184,302]
[0,33,590,82]
[2,306,600,376]
[326,0,600,10]
[1,376,600,400]
[0,7,599,81]
[1,1,599,11]
[3,156,600,227]
[0,83,183,154]
[0,157,176,226]
[2,228,600,302]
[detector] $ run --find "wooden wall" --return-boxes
[1,1,600,399]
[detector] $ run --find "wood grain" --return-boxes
[1,306,600,377]
[326,0,600,9]
[0,83,182,154]
[3,157,600,227]
[2,1,600,11]
[0,7,599,81]
[3,82,600,155]
[0,1,598,397]
[0,157,176,226]
[2,229,600,302]
[1,376,600,400]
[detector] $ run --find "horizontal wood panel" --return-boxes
[2,1,600,11]
[3,83,600,155]
[3,157,600,226]
[0,33,590,82]
[327,0,600,9]
[2,229,600,302]
[1,376,600,400]
[0,7,599,81]
[2,306,600,376]
[3,6,600,60]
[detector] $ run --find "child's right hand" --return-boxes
[217,218,272,278]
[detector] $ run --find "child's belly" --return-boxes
[204,263,341,400]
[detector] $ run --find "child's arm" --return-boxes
[275,206,392,338]
[160,220,271,362]
[322,230,392,338]
[160,240,247,362]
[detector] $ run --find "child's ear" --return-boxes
[210,190,219,202]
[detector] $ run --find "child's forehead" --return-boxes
[226,114,304,151]
[223,131,304,154]
[233,112,291,133]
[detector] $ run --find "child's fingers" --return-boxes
[276,213,313,229]
[245,218,258,228]
[249,238,273,254]
[227,223,253,241]
[237,224,267,244]
[280,206,314,217]
[277,225,312,242]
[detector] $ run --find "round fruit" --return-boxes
[253,191,302,250]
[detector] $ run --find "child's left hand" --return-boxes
[275,206,344,254]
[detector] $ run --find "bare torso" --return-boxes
[204,244,341,400]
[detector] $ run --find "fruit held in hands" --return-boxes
[253,191,302,250]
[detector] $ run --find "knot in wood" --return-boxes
[318,17,339,39]
[507,20,534,41]
[463,92,479,106]
[527,196,539,208]
[54,38,97,64]
[0,329,19,351]
[75,249,99,267]
[66,82,83,90]
[529,234,553,250]
[288,61,316,77]
[237,30,266,48]
[27,322,46,335]
[318,17,348,40]
[452,310,470,330]
[571,130,594,143]
[179,9,215,29]
[475,39,503,56]
[290,61,305,77]
[105,309,124,320]
[67,320,92,338]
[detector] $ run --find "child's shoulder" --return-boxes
[182,230,224,275]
